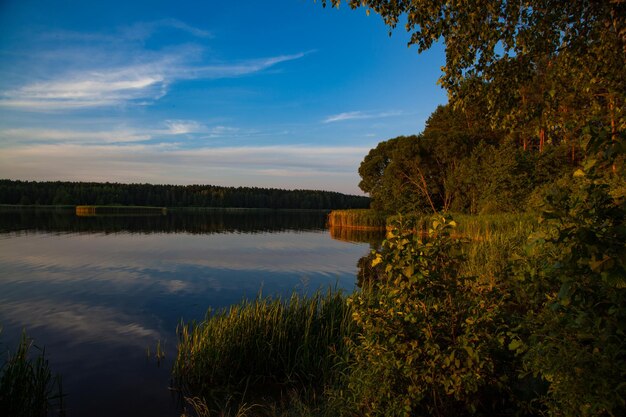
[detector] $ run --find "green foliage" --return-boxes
[512,172,626,416]
[317,2,626,416]
[0,332,64,417]
[173,291,355,412]
[344,216,508,416]
[358,105,576,215]
[322,1,625,147]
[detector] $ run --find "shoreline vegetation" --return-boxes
[174,291,354,416]
[75,205,167,216]
[328,209,536,240]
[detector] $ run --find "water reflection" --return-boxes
[0,206,328,234]
[328,226,386,247]
[0,208,369,417]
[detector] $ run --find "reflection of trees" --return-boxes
[328,226,385,247]
[0,207,328,234]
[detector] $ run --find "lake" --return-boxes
[0,207,382,417]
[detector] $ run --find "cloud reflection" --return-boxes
[0,299,160,347]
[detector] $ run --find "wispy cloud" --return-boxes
[182,53,306,79]
[0,128,152,144]
[0,69,167,110]
[162,122,241,138]
[0,52,306,111]
[122,18,213,40]
[164,120,203,135]
[0,121,246,146]
[0,20,308,111]
[40,18,212,43]
[323,110,403,123]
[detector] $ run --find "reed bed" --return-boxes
[75,205,167,216]
[0,332,64,417]
[174,291,354,409]
[326,209,386,229]
[385,212,537,241]
[383,212,537,285]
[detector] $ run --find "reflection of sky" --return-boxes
[1,231,361,278]
[0,229,368,417]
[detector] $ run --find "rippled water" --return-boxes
[0,207,381,417]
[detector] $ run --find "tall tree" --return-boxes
[322,0,625,162]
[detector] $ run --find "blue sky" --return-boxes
[0,0,446,195]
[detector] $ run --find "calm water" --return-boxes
[0,207,382,417]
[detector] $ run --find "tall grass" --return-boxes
[75,205,167,216]
[330,209,537,241]
[327,209,386,229]
[173,290,354,413]
[0,332,64,417]
[382,213,536,286]
[386,212,537,241]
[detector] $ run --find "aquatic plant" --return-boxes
[327,209,387,229]
[0,332,64,417]
[174,290,355,412]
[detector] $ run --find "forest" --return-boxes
[0,179,370,210]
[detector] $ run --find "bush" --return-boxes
[512,172,626,416]
[344,216,510,416]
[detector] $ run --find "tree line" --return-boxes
[0,179,370,210]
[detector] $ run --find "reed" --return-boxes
[174,290,354,410]
[458,218,533,287]
[329,209,536,240]
[326,209,386,229]
[384,212,537,285]
[75,205,167,216]
[386,212,537,241]
[0,332,64,417]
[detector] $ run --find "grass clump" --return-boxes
[0,332,64,417]
[327,209,386,229]
[386,212,536,240]
[174,290,354,414]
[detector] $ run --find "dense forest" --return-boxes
[0,179,370,210]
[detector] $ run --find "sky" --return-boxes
[0,0,447,195]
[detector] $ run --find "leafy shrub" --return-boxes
[344,216,509,416]
[512,172,626,417]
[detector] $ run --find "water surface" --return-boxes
[0,207,380,416]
